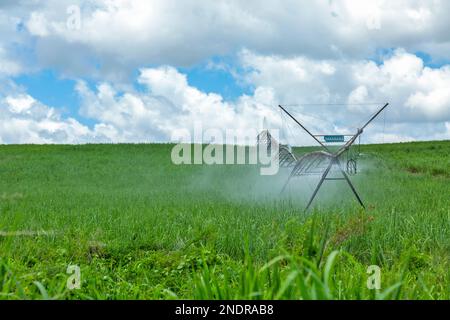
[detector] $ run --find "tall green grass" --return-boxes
[0,141,448,299]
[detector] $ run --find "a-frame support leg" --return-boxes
[305,158,365,211]
[305,158,334,211]
[335,158,365,209]
[284,157,365,211]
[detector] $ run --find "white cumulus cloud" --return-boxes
[0,93,98,144]
[0,1,449,145]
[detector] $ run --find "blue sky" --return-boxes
[11,52,442,127]
[14,70,80,117]
[13,55,254,128]
[0,1,449,144]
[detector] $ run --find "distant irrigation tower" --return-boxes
[257,103,390,210]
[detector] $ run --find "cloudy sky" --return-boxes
[1,0,449,144]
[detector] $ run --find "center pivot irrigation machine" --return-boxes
[257,102,390,210]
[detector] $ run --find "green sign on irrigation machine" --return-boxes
[324,135,345,143]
